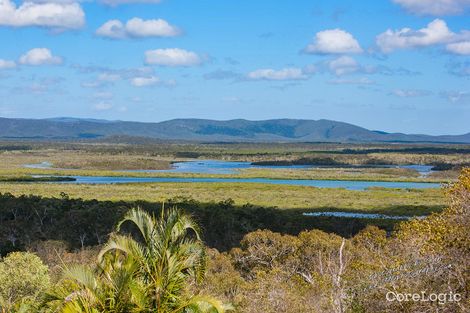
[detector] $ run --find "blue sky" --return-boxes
[0,0,469,135]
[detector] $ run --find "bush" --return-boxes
[0,252,50,310]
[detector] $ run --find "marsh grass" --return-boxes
[0,142,459,218]
[0,176,76,182]
[0,181,445,216]
[0,145,466,182]
[0,167,455,183]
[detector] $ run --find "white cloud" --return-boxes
[305,29,363,54]
[96,18,180,39]
[0,0,84,29]
[446,41,470,55]
[328,56,359,76]
[247,68,307,81]
[94,102,113,111]
[145,48,202,66]
[393,0,470,16]
[376,19,455,53]
[95,20,125,38]
[126,18,179,37]
[100,0,161,6]
[0,59,16,69]
[130,76,160,87]
[19,48,62,65]
[391,89,431,97]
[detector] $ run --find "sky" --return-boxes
[0,0,469,135]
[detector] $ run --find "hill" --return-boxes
[0,117,469,143]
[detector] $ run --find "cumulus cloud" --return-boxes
[327,56,359,76]
[304,29,363,54]
[130,76,160,87]
[0,0,84,29]
[19,48,62,65]
[80,66,161,89]
[96,18,180,39]
[145,48,202,66]
[446,41,470,55]
[0,59,16,69]
[376,19,455,53]
[391,89,431,97]
[312,56,390,77]
[100,0,160,6]
[393,0,470,16]
[247,68,307,81]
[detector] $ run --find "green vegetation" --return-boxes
[0,176,76,182]
[0,141,468,312]
[0,252,50,311]
[1,140,469,167]
[0,166,454,183]
[0,182,446,214]
[0,169,468,312]
[42,208,229,312]
[1,140,468,183]
[0,191,407,256]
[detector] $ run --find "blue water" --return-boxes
[55,175,440,190]
[126,160,313,175]
[303,212,424,219]
[126,160,434,176]
[25,160,439,190]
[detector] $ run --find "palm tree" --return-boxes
[43,207,230,313]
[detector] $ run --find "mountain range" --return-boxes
[0,117,469,143]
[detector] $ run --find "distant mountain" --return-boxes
[0,117,469,143]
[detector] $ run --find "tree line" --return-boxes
[0,194,394,256]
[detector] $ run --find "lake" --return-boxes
[26,159,439,190]
[127,160,435,176]
[303,212,424,219]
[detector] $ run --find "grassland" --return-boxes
[0,150,172,171]
[0,140,465,219]
[0,147,463,182]
[0,181,446,216]
[0,166,455,182]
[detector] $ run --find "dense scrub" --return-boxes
[0,193,397,256]
[196,169,470,312]
[1,141,469,167]
[1,169,469,312]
